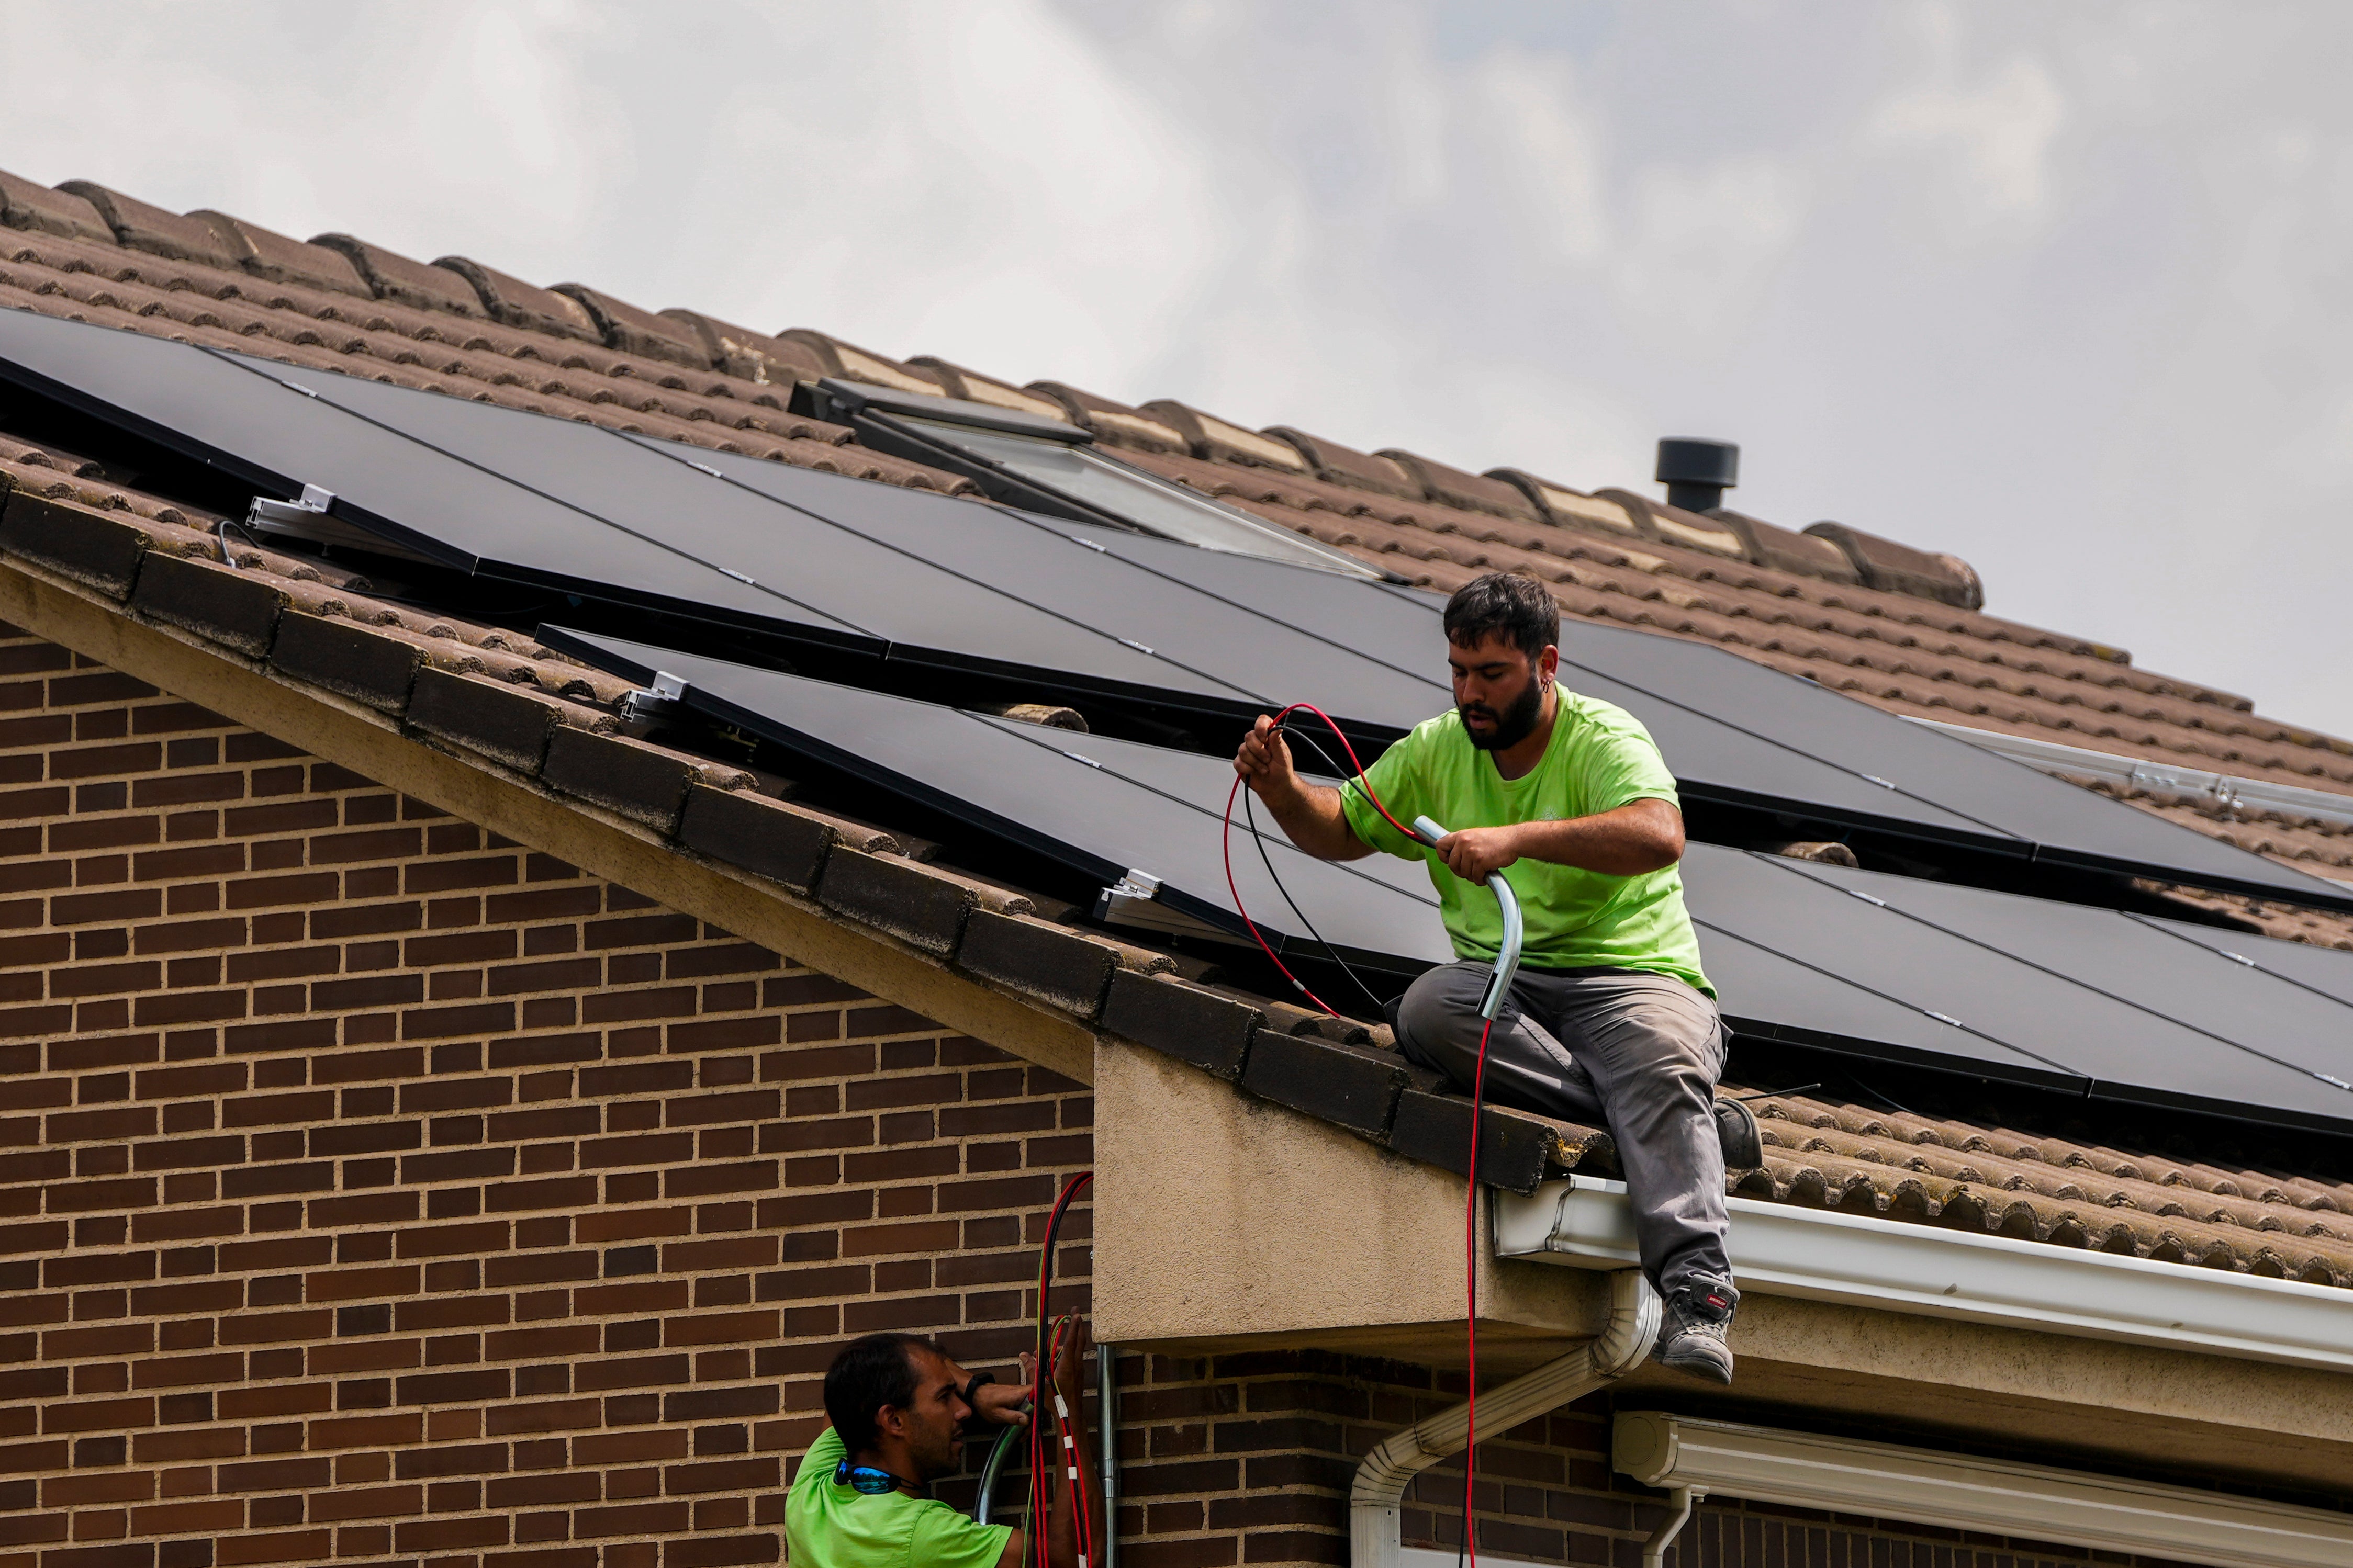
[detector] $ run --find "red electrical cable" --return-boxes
[1028,1174,1095,1568]
[1463,1012,1495,1568]
[1034,1312,1093,1568]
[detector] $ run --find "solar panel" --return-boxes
[657,439,1442,739]
[2131,914,2353,1012]
[1743,852,2353,1122]
[554,629,2353,1133]
[546,629,1451,969]
[1006,516,2353,903]
[215,353,1227,706]
[1544,617,2334,901]
[0,310,874,646]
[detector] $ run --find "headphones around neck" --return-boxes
[835,1459,918,1496]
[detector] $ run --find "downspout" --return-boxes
[1350,1269,1663,1568]
[1098,1344,1120,1568]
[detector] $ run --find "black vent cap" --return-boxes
[1655,438,1739,513]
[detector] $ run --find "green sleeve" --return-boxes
[907,1504,1013,1568]
[1338,730,1428,860]
[1582,712,1682,814]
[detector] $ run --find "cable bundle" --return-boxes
[1028,1172,1095,1568]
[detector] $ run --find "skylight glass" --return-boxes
[899,415,1379,579]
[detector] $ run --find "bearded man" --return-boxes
[1232,571,1759,1383]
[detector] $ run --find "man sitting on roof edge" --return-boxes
[1234,571,1761,1383]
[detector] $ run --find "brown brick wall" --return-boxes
[0,630,1103,1567]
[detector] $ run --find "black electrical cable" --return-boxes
[1239,784,1390,1016]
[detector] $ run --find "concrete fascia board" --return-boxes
[1496,1175,2353,1372]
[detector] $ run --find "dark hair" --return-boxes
[824,1333,937,1454]
[1442,572,1559,664]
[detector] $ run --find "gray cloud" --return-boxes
[3,0,2345,737]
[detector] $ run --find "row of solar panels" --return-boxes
[9,308,2353,1133]
[559,630,2353,1134]
[1,308,2340,915]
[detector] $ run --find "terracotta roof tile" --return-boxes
[1379,447,1544,523]
[310,232,485,318]
[906,357,1070,421]
[189,209,372,298]
[1138,400,1310,472]
[1719,1088,2353,1287]
[1263,425,1423,500]
[1804,520,1982,608]
[1023,381,1189,455]
[54,179,242,269]
[432,254,602,342]
[659,311,828,388]
[1486,469,1650,542]
[1674,500,1861,583]
[775,329,944,394]
[0,167,113,243]
[553,282,713,369]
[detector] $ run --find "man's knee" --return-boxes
[1396,963,1485,1055]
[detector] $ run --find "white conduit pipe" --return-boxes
[1350,1269,1663,1568]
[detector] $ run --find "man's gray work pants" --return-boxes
[1395,962,1733,1304]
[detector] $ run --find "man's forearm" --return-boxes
[1513,801,1682,876]
[1257,779,1371,862]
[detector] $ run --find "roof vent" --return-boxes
[1655,438,1739,514]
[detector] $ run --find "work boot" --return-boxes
[1713,1094,1762,1170]
[1657,1283,1738,1384]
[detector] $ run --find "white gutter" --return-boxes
[1494,1176,2353,1372]
[1615,1411,2353,1568]
[1350,1268,1660,1568]
[1900,714,2353,830]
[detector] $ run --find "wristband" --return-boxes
[960,1371,996,1407]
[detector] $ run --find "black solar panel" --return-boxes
[1765,855,2353,1088]
[216,354,1226,705]
[0,310,873,645]
[1745,852,2353,1122]
[547,629,1450,969]
[2131,914,2353,1013]
[632,437,1431,724]
[554,629,2353,1133]
[1027,516,2352,909]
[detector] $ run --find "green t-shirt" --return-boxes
[785,1427,1011,1568]
[1338,691,1712,995]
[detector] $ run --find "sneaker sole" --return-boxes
[1657,1347,1734,1385]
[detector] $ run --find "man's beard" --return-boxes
[1460,676,1545,751]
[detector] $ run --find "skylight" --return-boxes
[802,378,1381,579]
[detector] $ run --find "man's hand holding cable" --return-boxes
[1232,715,1373,862]
[1433,824,1523,883]
[968,1354,1037,1427]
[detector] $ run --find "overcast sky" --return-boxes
[7,1,2348,739]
